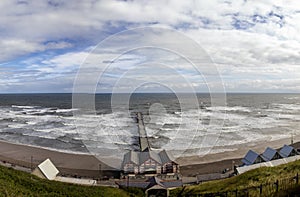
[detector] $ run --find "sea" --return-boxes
[0,93,300,166]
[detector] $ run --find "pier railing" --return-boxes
[136,112,151,152]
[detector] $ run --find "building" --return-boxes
[236,155,300,174]
[32,158,59,180]
[116,176,182,197]
[261,147,282,161]
[32,158,97,185]
[122,149,179,175]
[241,150,264,166]
[279,144,298,158]
[237,145,300,174]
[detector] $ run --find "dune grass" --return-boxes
[0,165,143,197]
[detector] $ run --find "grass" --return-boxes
[0,165,144,197]
[2,160,300,197]
[171,160,300,196]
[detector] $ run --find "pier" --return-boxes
[136,112,151,152]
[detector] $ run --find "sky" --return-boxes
[0,0,300,93]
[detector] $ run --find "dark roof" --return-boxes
[148,176,165,188]
[116,181,150,188]
[261,147,280,161]
[279,145,297,157]
[161,180,183,188]
[148,177,182,189]
[116,177,183,189]
[242,150,262,165]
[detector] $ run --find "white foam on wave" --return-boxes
[56,108,78,113]
[143,103,299,156]
[11,105,38,109]
[273,103,300,111]
[1,101,300,159]
[207,106,252,112]
[284,96,300,100]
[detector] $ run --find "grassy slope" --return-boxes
[2,160,300,197]
[172,160,300,196]
[0,165,143,197]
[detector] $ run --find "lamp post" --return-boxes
[30,156,33,171]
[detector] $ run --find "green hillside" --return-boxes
[171,160,300,196]
[2,160,300,197]
[0,165,143,197]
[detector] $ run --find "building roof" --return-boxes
[148,176,182,188]
[261,147,281,161]
[37,158,59,180]
[116,180,150,188]
[241,150,262,165]
[54,176,97,185]
[279,144,297,158]
[123,151,140,166]
[149,151,162,164]
[122,149,177,167]
[148,176,165,188]
[139,151,162,164]
[161,180,183,188]
[237,155,300,174]
[116,176,183,189]
[159,150,175,164]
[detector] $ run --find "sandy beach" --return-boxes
[0,136,299,178]
[0,140,116,179]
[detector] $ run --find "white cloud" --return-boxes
[1,0,300,92]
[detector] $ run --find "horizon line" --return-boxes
[0,92,299,94]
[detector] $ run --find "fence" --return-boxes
[186,173,299,197]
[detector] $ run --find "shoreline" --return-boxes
[0,136,299,178]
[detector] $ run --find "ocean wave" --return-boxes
[0,96,299,159]
[11,105,39,109]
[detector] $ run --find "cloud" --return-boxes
[1,0,300,93]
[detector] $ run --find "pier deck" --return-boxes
[136,112,150,152]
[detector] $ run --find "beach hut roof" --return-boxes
[242,150,262,165]
[279,144,297,157]
[261,147,280,161]
[37,158,59,180]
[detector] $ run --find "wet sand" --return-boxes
[0,136,299,178]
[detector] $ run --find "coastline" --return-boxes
[0,136,299,178]
[0,139,116,179]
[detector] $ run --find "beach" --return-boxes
[1,135,299,178]
[0,140,115,179]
